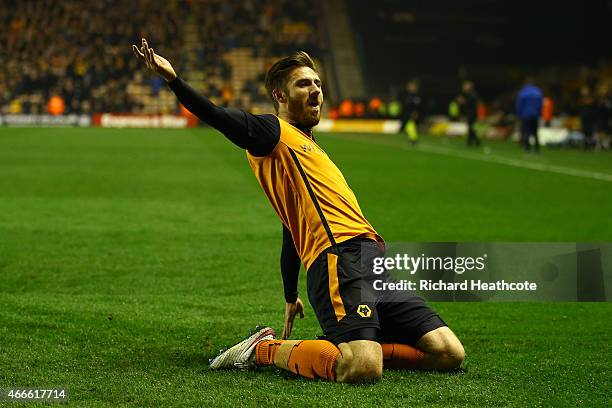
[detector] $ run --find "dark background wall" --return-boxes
[347,0,612,110]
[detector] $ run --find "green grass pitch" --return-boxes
[0,127,610,406]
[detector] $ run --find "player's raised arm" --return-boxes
[132,38,279,157]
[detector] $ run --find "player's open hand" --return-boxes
[282,298,305,340]
[132,38,177,82]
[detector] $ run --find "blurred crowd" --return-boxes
[187,0,321,111]
[191,0,320,64]
[0,0,187,115]
[0,0,321,115]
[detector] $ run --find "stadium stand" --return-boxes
[0,0,322,115]
[0,0,187,115]
[181,0,322,113]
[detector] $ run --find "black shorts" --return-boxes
[307,237,446,346]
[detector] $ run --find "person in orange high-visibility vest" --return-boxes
[541,96,554,127]
[477,101,487,121]
[368,97,382,118]
[48,94,65,116]
[338,99,354,117]
[354,101,365,117]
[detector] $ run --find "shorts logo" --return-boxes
[357,305,372,318]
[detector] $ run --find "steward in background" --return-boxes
[516,77,543,153]
[458,80,480,147]
[398,79,421,144]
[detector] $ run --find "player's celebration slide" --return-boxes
[1,1,610,406]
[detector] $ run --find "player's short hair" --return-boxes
[265,51,317,113]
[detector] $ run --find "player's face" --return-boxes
[285,67,323,128]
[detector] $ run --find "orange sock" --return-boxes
[255,340,283,366]
[256,339,340,381]
[381,343,426,370]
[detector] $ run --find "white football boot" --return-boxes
[209,326,276,370]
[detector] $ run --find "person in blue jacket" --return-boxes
[516,77,543,153]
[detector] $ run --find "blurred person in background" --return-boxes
[458,80,480,147]
[595,82,612,150]
[578,85,596,150]
[367,97,383,118]
[541,94,554,127]
[515,77,543,153]
[338,98,354,118]
[448,96,460,121]
[398,79,421,145]
[47,91,65,116]
[354,100,366,117]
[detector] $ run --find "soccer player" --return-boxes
[133,38,464,383]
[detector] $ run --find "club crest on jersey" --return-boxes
[301,143,325,154]
[357,304,372,318]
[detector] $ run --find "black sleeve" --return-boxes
[167,77,280,156]
[281,225,301,303]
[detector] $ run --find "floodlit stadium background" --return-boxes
[1,1,611,407]
[2,0,611,143]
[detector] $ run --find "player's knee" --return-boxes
[419,327,465,370]
[335,342,383,383]
[354,353,383,382]
[435,342,465,370]
[336,355,382,383]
